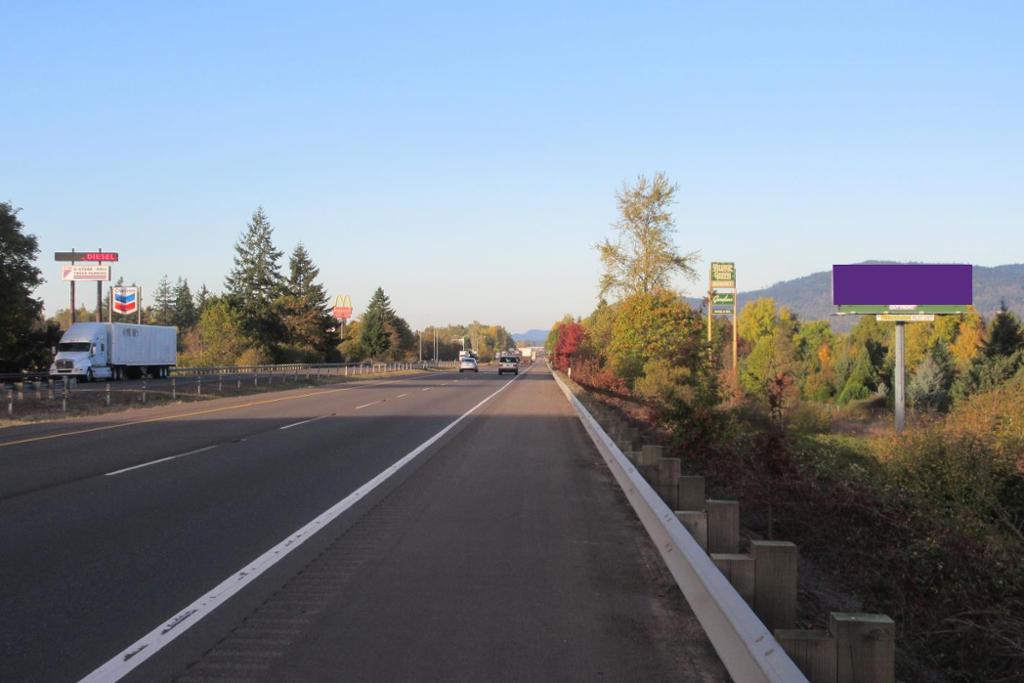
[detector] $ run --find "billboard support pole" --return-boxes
[894,321,906,432]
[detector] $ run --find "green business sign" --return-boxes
[837,304,968,315]
[710,262,736,289]
[712,292,735,315]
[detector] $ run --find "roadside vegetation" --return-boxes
[2,204,512,372]
[548,173,1024,681]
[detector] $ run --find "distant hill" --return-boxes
[513,329,550,345]
[686,263,1024,329]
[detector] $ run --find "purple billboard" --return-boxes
[832,264,973,307]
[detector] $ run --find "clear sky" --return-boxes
[2,2,1021,332]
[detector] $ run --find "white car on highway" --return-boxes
[459,357,479,373]
[497,354,519,375]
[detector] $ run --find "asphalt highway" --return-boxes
[0,363,726,681]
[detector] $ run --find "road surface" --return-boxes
[0,363,726,681]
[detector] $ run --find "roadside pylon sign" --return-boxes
[332,294,353,321]
[113,287,139,315]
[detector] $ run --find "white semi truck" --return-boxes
[49,322,177,381]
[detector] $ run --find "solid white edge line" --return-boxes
[104,446,218,477]
[80,365,529,682]
[279,415,328,431]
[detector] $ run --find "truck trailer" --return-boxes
[49,322,177,381]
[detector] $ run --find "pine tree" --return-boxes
[224,207,285,345]
[286,243,327,309]
[194,284,211,314]
[172,278,197,329]
[152,275,174,325]
[985,303,1023,357]
[908,340,954,412]
[360,287,394,359]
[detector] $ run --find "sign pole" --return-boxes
[70,250,76,323]
[894,321,906,432]
[732,293,738,389]
[137,285,142,324]
[96,248,103,321]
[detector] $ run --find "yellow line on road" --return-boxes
[0,376,416,449]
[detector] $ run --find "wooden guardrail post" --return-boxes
[657,457,681,509]
[711,553,755,606]
[774,629,836,683]
[678,476,706,511]
[676,511,708,550]
[831,613,895,683]
[750,540,799,631]
[707,499,740,553]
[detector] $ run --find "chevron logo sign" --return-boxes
[113,287,139,315]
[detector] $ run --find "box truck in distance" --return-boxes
[49,322,177,381]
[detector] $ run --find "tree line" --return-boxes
[1,203,513,371]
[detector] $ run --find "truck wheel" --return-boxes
[86,369,94,383]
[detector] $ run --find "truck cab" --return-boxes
[50,323,111,382]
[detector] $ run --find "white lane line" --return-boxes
[279,415,329,431]
[82,365,530,682]
[422,387,432,392]
[396,393,409,399]
[104,445,218,477]
[355,400,381,410]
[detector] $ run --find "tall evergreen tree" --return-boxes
[194,283,211,314]
[152,275,174,325]
[224,207,285,344]
[0,202,45,371]
[278,244,336,357]
[360,287,394,359]
[985,303,1023,357]
[172,278,197,329]
[286,243,327,308]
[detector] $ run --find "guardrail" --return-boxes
[1,361,455,420]
[551,368,808,683]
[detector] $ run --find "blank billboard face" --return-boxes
[832,264,972,306]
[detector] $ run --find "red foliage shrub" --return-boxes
[552,321,585,372]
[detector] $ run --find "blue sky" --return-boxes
[2,2,1021,332]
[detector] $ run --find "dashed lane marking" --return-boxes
[105,445,218,476]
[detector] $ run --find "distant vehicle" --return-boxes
[49,322,177,381]
[519,347,535,361]
[497,354,519,375]
[459,356,479,373]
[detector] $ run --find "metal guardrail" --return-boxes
[551,369,808,683]
[171,361,455,376]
